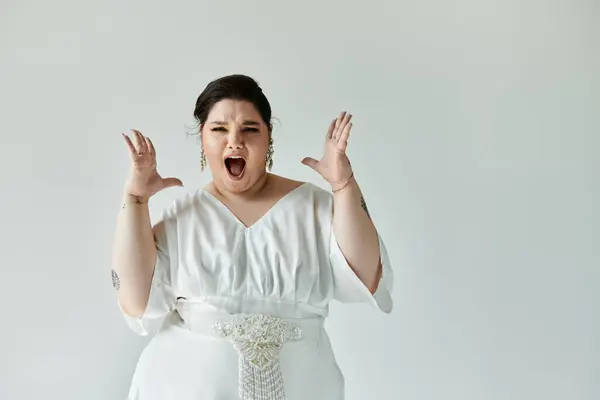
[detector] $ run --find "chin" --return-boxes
[219,169,257,193]
[221,178,249,193]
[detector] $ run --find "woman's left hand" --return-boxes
[302,111,354,190]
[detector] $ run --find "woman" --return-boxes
[111,74,393,400]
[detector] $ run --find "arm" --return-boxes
[301,111,383,294]
[111,193,157,317]
[113,129,183,318]
[302,111,383,294]
[332,178,382,294]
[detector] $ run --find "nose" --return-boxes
[226,128,244,149]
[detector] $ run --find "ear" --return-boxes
[198,123,205,146]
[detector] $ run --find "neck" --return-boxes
[212,172,271,202]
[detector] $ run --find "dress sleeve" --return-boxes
[329,226,394,313]
[118,207,178,336]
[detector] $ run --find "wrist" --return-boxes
[331,172,355,193]
[122,192,150,205]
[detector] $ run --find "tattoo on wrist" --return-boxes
[122,195,149,209]
[360,195,371,219]
[111,269,121,290]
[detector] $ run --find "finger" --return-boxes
[338,122,352,149]
[334,111,348,140]
[137,130,150,154]
[122,133,137,158]
[344,112,353,125]
[338,113,352,134]
[301,157,320,171]
[145,136,156,156]
[335,111,346,128]
[162,177,184,188]
[132,129,148,155]
[326,119,336,140]
[334,111,346,135]
[130,130,143,153]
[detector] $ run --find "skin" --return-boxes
[302,111,383,293]
[113,100,382,318]
[202,99,271,196]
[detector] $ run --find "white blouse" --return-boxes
[120,182,393,400]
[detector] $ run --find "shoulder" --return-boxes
[269,174,332,201]
[305,181,332,199]
[266,174,305,195]
[156,189,203,221]
[301,182,332,206]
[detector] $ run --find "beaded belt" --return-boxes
[176,307,323,400]
[215,314,302,400]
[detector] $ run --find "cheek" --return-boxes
[202,135,225,155]
[246,141,269,164]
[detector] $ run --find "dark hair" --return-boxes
[192,74,272,131]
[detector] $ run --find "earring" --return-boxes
[200,149,207,171]
[266,136,274,171]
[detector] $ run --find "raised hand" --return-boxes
[122,129,183,199]
[301,111,354,190]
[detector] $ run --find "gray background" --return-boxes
[0,0,598,399]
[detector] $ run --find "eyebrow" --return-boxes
[209,120,261,126]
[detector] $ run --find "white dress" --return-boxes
[120,182,394,400]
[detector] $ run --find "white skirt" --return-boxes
[126,310,346,400]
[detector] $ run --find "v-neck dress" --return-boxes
[119,182,393,400]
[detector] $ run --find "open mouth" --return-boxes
[224,156,246,180]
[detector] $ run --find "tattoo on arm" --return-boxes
[122,196,149,209]
[360,195,371,219]
[111,269,121,290]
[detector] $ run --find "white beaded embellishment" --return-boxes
[213,314,303,400]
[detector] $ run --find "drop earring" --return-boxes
[266,136,274,171]
[200,149,207,172]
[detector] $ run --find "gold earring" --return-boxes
[200,150,207,171]
[266,136,274,171]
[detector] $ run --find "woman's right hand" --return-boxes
[122,129,183,199]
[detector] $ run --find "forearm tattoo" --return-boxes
[111,269,121,290]
[360,195,371,219]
